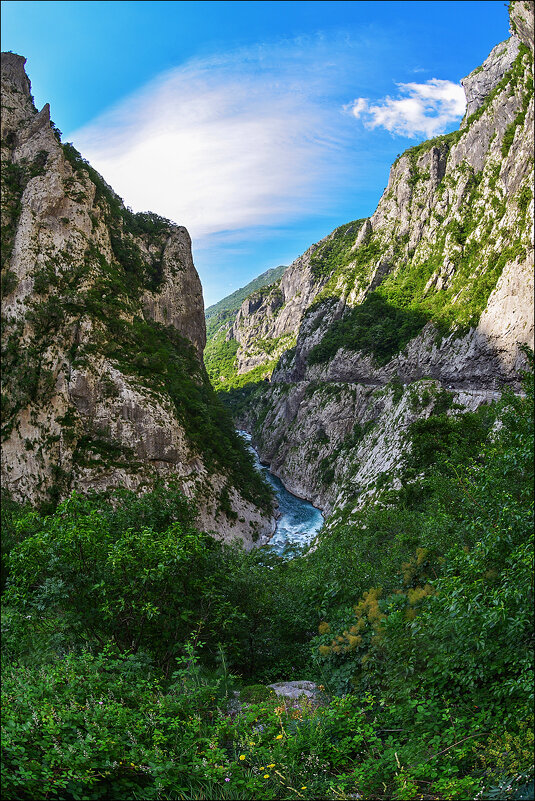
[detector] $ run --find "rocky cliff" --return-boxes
[214,2,534,520]
[206,240,340,388]
[204,264,287,388]
[1,52,274,546]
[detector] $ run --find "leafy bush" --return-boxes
[311,367,534,727]
[1,644,246,801]
[5,491,220,667]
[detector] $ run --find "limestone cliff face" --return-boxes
[278,31,533,391]
[1,53,274,546]
[228,241,336,374]
[510,0,534,55]
[207,223,365,382]
[218,6,534,519]
[461,36,520,122]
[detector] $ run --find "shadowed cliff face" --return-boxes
[211,3,534,520]
[1,53,275,546]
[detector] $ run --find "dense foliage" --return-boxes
[2,366,533,800]
[308,219,366,280]
[308,292,430,366]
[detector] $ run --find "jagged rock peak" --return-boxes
[461,36,520,124]
[1,52,32,97]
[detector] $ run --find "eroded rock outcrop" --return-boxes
[1,52,274,546]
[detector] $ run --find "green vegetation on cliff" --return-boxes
[308,219,366,280]
[2,366,533,800]
[204,267,289,392]
[1,133,274,515]
[309,292,430,366]
[205,265,287,323]
[204,325,293,391]
[304,44,533,368]
[205,40,533,389]
[1,149,48,286]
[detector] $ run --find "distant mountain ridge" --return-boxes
[204,264,290,389]
[205,265,287,321]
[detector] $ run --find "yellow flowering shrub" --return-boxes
[402,547,434,586]
[474,721,534,784]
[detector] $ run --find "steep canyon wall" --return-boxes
[1,52,274,546]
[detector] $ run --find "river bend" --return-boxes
[238,431,323,555]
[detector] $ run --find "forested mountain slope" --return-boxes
[204,264,287,388]
[217,2,534,517]
[205,264,287,323]
[0,52,274,545]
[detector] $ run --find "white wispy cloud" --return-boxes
[346,78,466,139]
[68,39,353,241]
[68,37,466,259]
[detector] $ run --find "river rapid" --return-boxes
[238,431,324,555]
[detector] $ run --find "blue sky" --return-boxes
[2,1,509,306]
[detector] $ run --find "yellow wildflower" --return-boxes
[267,763,275,768]
[264,774,270,779]
[239,755,246,761]
[275,734,283,739]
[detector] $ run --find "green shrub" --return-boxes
[5,491,219,666]
[309,292,429,366]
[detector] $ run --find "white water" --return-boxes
[238,431,324,555]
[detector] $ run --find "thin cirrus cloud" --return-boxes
[68,39,467,251]
[67,38,355,243]
[346,78,466,139]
